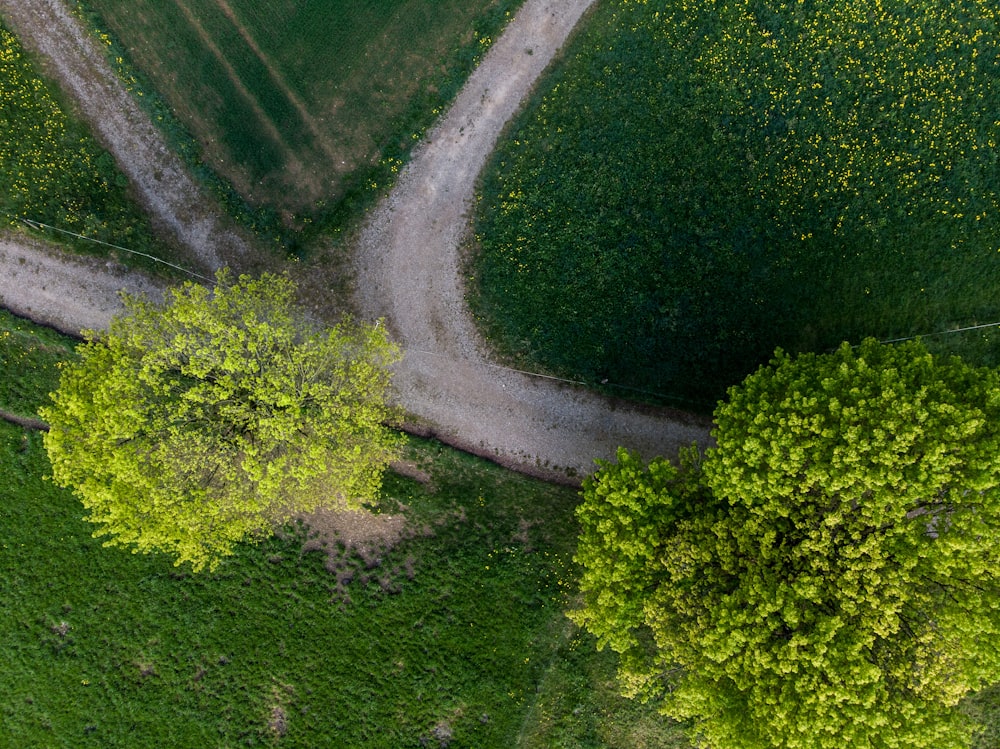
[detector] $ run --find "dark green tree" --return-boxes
[42,271,400,571]
[572,339,1000,748]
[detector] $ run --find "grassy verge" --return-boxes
[0,22,176,273]
[71,0,524,254]
[471,0,1000,409]
[0,310,77,417]
[0,311,673,748]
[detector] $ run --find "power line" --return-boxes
[877,320,1000,345]
[18,217,214,283]
[16,217,643,396]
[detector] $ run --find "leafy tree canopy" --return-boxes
[572,339,1000,749]
[41,271,400,571]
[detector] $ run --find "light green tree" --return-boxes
[41,271,400,571]
[572,339,1000,749]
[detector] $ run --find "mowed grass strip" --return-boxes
[0,23,173,270]
[0,312,673,748]
[472,0,1000,408]
[75,0,523,220]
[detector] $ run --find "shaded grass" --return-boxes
[472,0,1000,410]
[0,312,670,747]
[0,309,77,418]
[0,22,177,272]
[71,0,524,252]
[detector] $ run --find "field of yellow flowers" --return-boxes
[473,0,1000,408]
[0,23,164,267]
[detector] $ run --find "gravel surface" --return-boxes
[352,0,712,479]
[0,234,164,335]
[0,0,713,482]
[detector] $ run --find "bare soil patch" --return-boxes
[291,503,425,603]
[297,506,412,572]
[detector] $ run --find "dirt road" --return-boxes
[0,235,164,333]
[0,0,251,271]
[0,0,712,481]
[351,0,712,478]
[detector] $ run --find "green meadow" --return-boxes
[0,310,681,747]
[3,311,999,747]
[472,0,1000,408]
[4,0,1000,742]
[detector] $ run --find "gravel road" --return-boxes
[351,0,712,479]
[0,234,164,334]
[0,0,712,482]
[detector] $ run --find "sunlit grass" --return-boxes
[0,311,673,747]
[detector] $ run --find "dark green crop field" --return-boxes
[74,0,522,232]
[472,0,1000,408]
[0,310,681,748]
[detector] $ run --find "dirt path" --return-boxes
[0,0,712,481]
[352,0,712,479]
[0,0,251,271]
[0,234,165,334]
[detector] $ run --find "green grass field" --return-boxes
[3,311,999,746]
[472,0,1000,409]
[0,22,174,271]
[0,310,683,748]
[73,0,523,240]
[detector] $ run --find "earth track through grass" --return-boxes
[168,0,308,186]
[75,0,528,221]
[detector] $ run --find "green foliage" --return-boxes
[473,0,1000,405]
[0,23,170,268]
[519,627,691,749]
[40,271,400,570]
[572,339,1000,749]
[572,446,709,665]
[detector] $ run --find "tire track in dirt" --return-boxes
[211,0,341,163]
[170,0,305,175]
